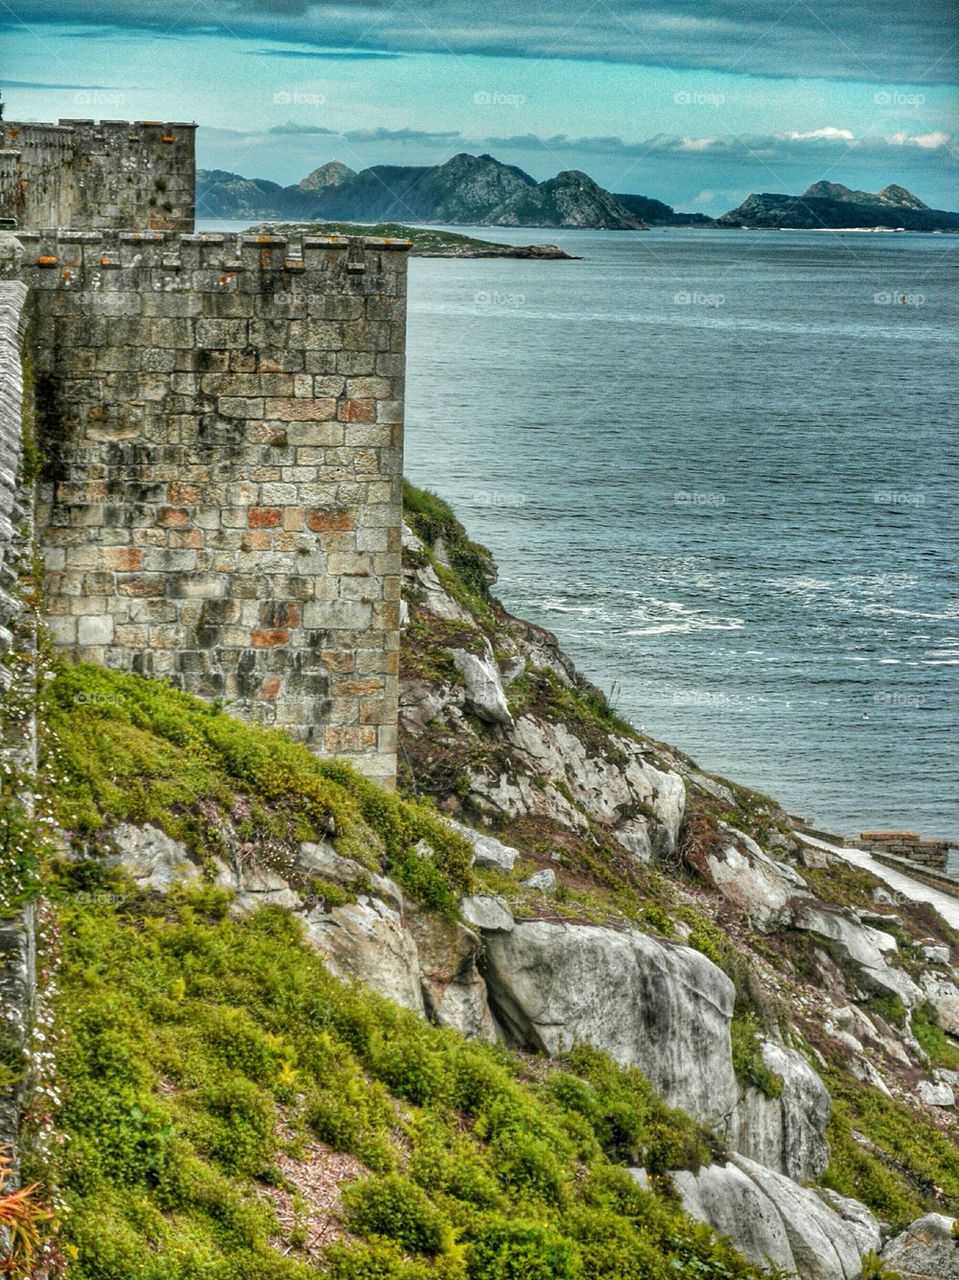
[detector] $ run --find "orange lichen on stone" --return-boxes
[307,508,353,532]
[251,628,289,648]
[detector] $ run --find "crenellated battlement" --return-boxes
[14,229,411,278]
[0,119,196,233]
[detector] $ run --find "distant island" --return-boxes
[717,181,959,231]
[250,220,578,258]
[197,154,959,234]
[198,153,654,230]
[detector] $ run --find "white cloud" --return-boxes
[788,126,854,140]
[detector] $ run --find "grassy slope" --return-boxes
[6,663,766,1279]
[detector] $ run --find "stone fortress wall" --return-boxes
[0,119,196,233]
[0,120,408,784]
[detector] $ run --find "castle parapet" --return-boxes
[0,120,196,233]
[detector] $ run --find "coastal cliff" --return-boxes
[0,484,956,1277]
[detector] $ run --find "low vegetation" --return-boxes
[21,871,767,1279]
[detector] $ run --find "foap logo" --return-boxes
[874,291,925,307]
[74,89,125,109]
[874,691,926,707]
[673,690,731,707]
[874,90,926,107]
[73,690,124,707]
[474,289,526,308]
[673,291,724,307]
[674,90,726,107]
[473,90,527,107]
[674,491,726,507]
[473,491,528,509]
[874,491,925,507]
[273,89,326,107]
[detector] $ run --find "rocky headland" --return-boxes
[2,483,957,1277]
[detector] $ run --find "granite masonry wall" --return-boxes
[0,120,196,233]
[21,227,409,783]
[854,831,956,875]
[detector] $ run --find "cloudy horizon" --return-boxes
[1,1,956,215]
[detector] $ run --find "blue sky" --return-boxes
[1,2,957,215]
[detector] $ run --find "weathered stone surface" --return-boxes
[23,224,408,785]
[688,771,736,807]
[233,865,302,914]
[1,119,195,232]
[613,818,653,862]
[406,906,498,1042]
[814,1188,882,1257]
[502,716,685,853]
[412,561,473,622]
[704,829,811,930]
[676,1154,871,1279]
[302,897,425,1015]
[671,1162,798,1274]
[881,1213,959,1279]
[460,894,514,933]
[524,868,556,892]
[104,823,201,890]
[446,820,519,873]
[450,645,513,726]
[916,1079,955,1107]
[726,1041,831,1181]
[483,920,738,1126]
[297,841,401,913]
[730,1154,863,1280]
[790,900,923,1007]
[920,972,959,1037]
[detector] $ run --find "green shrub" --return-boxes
[194,1077,275,1176]
[402,481,493,612]
[562,1205,668,1280]
[465,1218,583,1280]
[730,1013,783,1099]
[488,1128,570,1206]
[342,1173,453,1256]
[911,1004,959,1070]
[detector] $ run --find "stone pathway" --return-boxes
[797,833,959,930]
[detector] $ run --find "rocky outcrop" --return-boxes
[104,823,202,890]
[485,169,646,229]
[881,1213,959,1278]
[497,716,686,855]
[447,821,519,873]
[701,825,811,929]
[302,896,426,1014]
[670,1154,873,1279]
[815,1188,883,1256]
[405,906,498,1042]
[790,900,924,1007]
[726,1041,832,1181]
[670,1161,800,1274]
[451,645,513,727]
[482,919,738,1126]
[460,894,514,933]
[921,972,959,1037]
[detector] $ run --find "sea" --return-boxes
[200,220,959,840]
